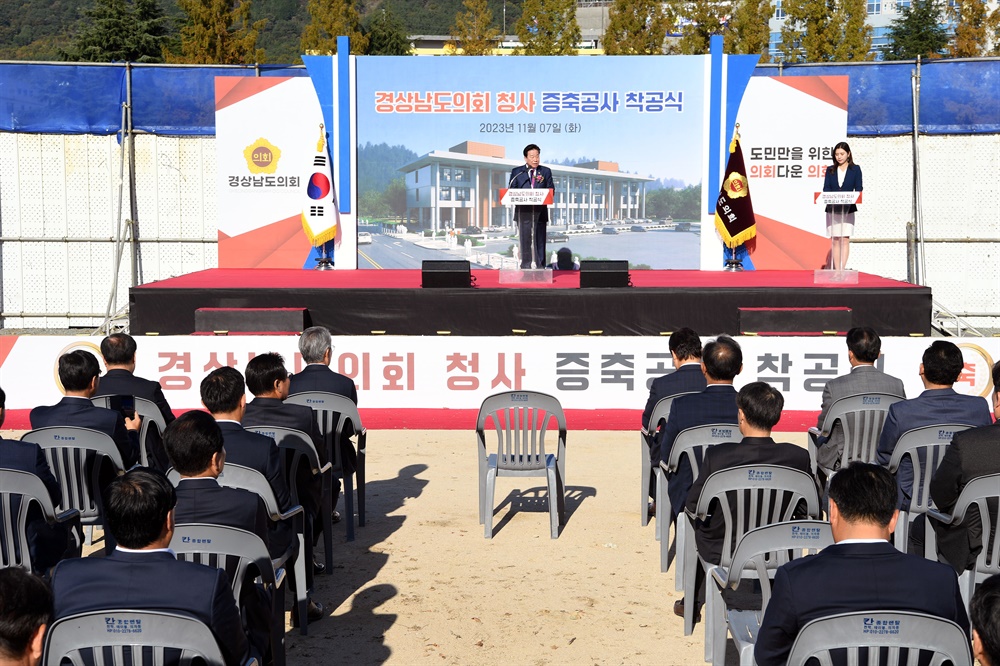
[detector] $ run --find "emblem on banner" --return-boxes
[243,138,281,174]
[724,172,748,199]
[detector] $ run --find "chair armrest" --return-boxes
[708,564,730,589]
[244,658,259,666]
[53,508,81,525]
[315,462,334,475]
[274,567,286,589]
[275,503,304,522]
[926,508,954,525]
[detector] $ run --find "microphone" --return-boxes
[508,170,518,187]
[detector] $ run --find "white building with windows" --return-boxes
[398,141,653,232]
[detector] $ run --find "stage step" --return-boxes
[194,307,310,334]
[738,307,851,336]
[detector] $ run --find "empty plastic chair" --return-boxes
[0,469,81,572]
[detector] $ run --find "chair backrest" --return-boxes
[246,426,325,507]
[285,392,363,468]
[786,610,972,666]
[888,424,972,513]
[692,464,822,567]
[820,393,902,467]
[945,473,1000,577]
[91,396,166,468]
[646,392,698,439]
[170,523,276,604]
[476,391,567,472]
[723,520,833,610]
[0,469,64,571]
[43,609,231,666]
[21,427,125,522]
[666,423,739,475]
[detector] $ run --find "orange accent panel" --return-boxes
[218,215,311,268]
[751,215,829,270]
[215,78,292,112]
[771,76,849,111]
[0,336,19,370]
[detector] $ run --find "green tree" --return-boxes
[514,0,580,55]
[302,0,368,54]
[728,0,773,57]
[831,0,873,60]
[779,0,841,62]
[449,0,501,55]
[947,0,1000,56]
[385,178,407,217]
[365,7,411,54]
[885,0,948,60]
[174,0,265,64]
[63,0,172,62]
[671,1,727,55]
[602,0,671,55]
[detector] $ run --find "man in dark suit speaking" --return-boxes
[508,143,554,269]
[754,463,969,666]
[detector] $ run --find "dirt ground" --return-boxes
[51,428,808,665]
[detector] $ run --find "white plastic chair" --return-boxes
[682,464,821,656]
[808,393,902,478]
[92,395,167,469]
[639,391,697,528]
[285,391,366,541]
[887,423,971,556]
[477,391,567,539]
[785,610,972,666]
[43,609,259,666]
[0,469,81,572]
[707,520,833,665]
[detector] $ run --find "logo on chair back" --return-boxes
[53,435,77,441]
[510,394,529,402]
[305,398,323,404]
[862,617,900,635]
[938,430,957,440]
[862,396,882,405]
[790,525,822,540]
[103,616,143,634]
[711,427,734,439]
[180,536,213,545]
[747,469,772,482]
[260,430,276,439]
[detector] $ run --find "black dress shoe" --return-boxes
[673,598,701,622]
[647,501,656,517]
[332,510,342,524]
[312,559,327,575]
[290,599,325,628]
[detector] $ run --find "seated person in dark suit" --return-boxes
[755,463,969,666]
[659,335,742,522]
[200,366,324,625]
[640,327,706,515]
[49,468,251,666]
[29,349,140,470]
[288,326,359,517]
[876,340,992,509]
[915,359,1000,571]
[243,352,333,529]
[678,382,813,619]
[165,410,278,653]
[814,327,905,472]
[95,333,176,471]
[0,567,52,666]
[971,574,1000,666]
[0,387,81,575]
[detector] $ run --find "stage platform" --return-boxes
[130,269,932,336]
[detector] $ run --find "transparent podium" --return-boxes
[498,186,554,284]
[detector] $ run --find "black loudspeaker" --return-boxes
[422,260,472,288]
[579,260,630,288]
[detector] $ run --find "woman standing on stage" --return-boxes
[823,141,862,272]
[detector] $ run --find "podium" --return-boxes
[814,191,862,283]
[499,187,555,282]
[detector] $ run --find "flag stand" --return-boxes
[314,242,335,270]
[724,258,744,271]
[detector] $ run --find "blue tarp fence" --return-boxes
[0,58,997,136]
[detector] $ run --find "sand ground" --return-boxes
[52,428,808,665]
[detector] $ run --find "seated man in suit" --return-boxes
[288,326,359,518]
[165,410,277,653]
[640,327,706,516]
[96,333,176,471]
[918,359,1000,571]
[200,366,324,625]
[659,335,742,522]
[814,327,905,472]
[0,387,80,575]
[971,574,1000,666]
[49,468,251,666]
[754,462,969,666]
[0,567,52,666]
[30,349,140,470]
[243,352,333,531]
[678,382,813,619]
[876,340,992,509]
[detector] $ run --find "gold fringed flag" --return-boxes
[714,132,756,249]
[301,124,340,247]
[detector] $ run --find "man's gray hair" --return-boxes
[299,326,333,364]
